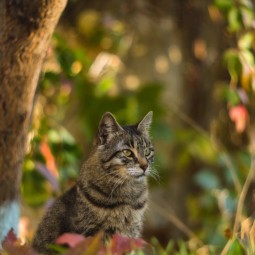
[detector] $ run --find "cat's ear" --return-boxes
[137,111,153,136]
[97,112,123,144]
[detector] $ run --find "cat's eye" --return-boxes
[144,148,151,157]
[123,149,132,157]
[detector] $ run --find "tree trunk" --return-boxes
[0,0,67,242]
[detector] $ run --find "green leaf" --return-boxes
[21,170,50,206]
[228,7,242,32]
[48,129,61,143]
[59,128,76,145]
[215,0,234,11]
[187,135,217,163]
[95,75,115,97]
[178,240,189,255]
[226,239,246,255]
[56,46,76,76]
[165,240,175,253]
[226,89,240,106]
[224,49,242,85]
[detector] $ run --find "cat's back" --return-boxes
[32,186,77,253]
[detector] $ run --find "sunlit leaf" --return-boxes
[59,128,76,145]
[47,129,61,143]
[240,49,255,67]
[241,62,252,90]
[240,218,255,254]
[238,33,254,49]
[95,75,115,97]
[241,6,255,28]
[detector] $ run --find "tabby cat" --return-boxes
[32,111,154,254]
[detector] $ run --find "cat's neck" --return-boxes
[77,163,147,203]
[78,168,147,196]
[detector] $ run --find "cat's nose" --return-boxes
[140,163,148,172]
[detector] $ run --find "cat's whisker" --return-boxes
[150,167,160,176]
[150,169,160,180]
[149,168,161,184]
[108,179,121,200]
[94,169,121,182]
[108,176,127,200]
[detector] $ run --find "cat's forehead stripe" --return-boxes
[123,139,134,149]
[130,138,135,148]
[126,136,150,150]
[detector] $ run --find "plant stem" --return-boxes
[151,200,204,247]
[221,154,255,255]
[233,155,255,234]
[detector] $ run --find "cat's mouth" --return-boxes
[135,173,146,179]
[127,167,148,178]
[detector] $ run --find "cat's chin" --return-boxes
[128,171,147,180]
[133,173,145,179]
[133,175,148,184]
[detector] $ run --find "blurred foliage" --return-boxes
[20,0,255,254]
[22,13,165,207]
[3,225,255,255]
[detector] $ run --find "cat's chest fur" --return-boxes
[72,179,148,237]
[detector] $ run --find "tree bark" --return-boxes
[0,0,67,241]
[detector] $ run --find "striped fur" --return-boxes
[32,112,154,254]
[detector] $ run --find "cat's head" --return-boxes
[94,111,154,180]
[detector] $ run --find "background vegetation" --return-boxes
[14,0,255,254]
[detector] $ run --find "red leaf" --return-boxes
[55,233,85,248]
[54,233,146,255]
[61,232,104,255]
[109,234,145,255]
[2,229,38,255]
[229,105,249,133]
[3,244,38,255]
[40,140,59,178]
[2,229,18,247]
